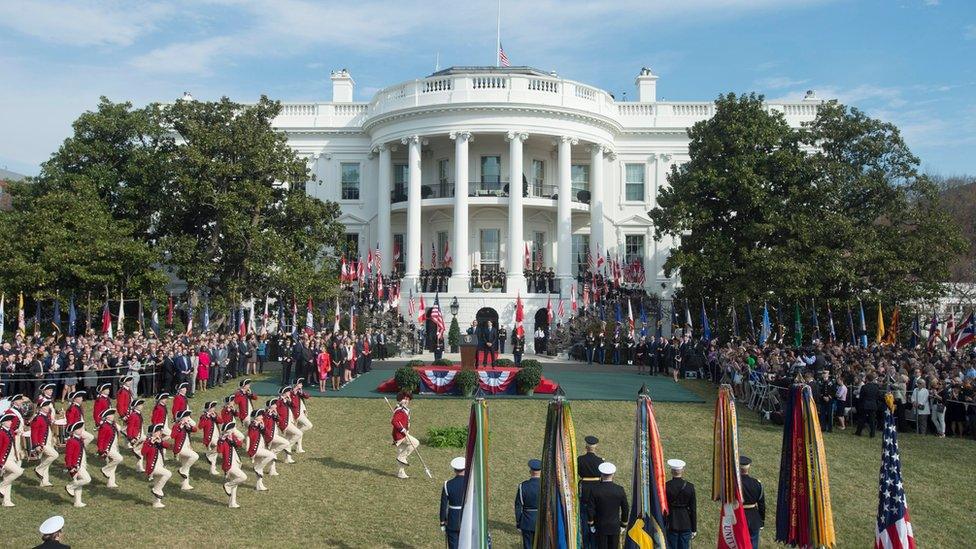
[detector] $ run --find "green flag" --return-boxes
[794,302,803,347]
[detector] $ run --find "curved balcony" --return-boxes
[391,180,591,210]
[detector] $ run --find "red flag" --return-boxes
[515,293,524,337]
[524,243,530,269]
[596,244,604,270]
[101,301,112,335]
[357,256,366,284]
[443,241,453,268]
[546,295,554,323]
[340,255,349,282]
[166,295,173,326]
[418,294,427,323]
[570,284,578,312]
[367,249,373,275]
[408,289,415,318]
[557,298,565,318]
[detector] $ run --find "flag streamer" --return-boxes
[459,399,490,549]
[712,385,753,549]
[535,396,580,549]
[624,387,668,549]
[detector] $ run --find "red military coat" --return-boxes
[96,421,117,456]
[198,414,217,447]
[116,388,132,416]
[141,439,170,476]
[275,400,291,431]
[64,436,85,475]
[151,403,168,425]
[218,406,235,426]
[125,411,143,442]
[246,423,264,458]
[290,390,310,418]
[30,413,52,450]
[172,394,188,420]
[261,414,276,445]
[93,395,110,425]
[391,406,410,443]
[0,428,14,465]
[217,435,241,473]
[65,403,83,427]
[171,422,197,454]
[233,390,257,422]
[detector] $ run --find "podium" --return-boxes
[460,334,478,370]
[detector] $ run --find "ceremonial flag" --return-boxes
[458,399,490,549]
[547,295,554,323]
[712,385,752,549]
[431,294,446,338]
[408,289,416,319]
[926,313,940,350]
[367,248,373,277]
[261,296,269,335]
[350,303,357,333]
[684,303,693,338]
[525,243,531,270]
[793,302,803,347]
[0,294,4,342]
[377,274,385,303]
[876,302,885,344]
[247,299,256,334]
[536,397,580,548]
[570,284,577,313]
[150,299,159,337]
[305,297,314,334]
[858,301,869,348]
[584,246,593,273]
[515,293,525,337]
[731,301,740,341]
[627,299,635,338]
[166,295,174,326]
[291,298,298,336]
[746,301,756,343]
[444,240,453,268]
[17,292,25,338]
[846,306,856,346]
[340,255,349,282]
[908,313,920,349]
[639,303,648,338]
[760,302,771,346]
[357,255,366,284]
[875,394,916,549]
[945,308,957,351]
[558,298,566,320]
[701,300,711,343]
[185,303,194,336]
[955,311,975,349]
[238,304,246,337]
[374,243,382,272]
[811,300,821,342]
[826,303,836,343]
[116,291,125,335]
[418,294,427,324]
[52,296,61,333]
[101,299,113,338]
[884,307,900,347]
[201,298,210,332]
[596,244,605,270]
[775,384,835,548]
[624,386,668,549]
[68,294,77,338]
[333,298,341,333]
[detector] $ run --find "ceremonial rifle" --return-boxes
[382,396,433,479]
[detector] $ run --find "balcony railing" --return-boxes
[391,182,591,203]
[391,183,455,203]
[469,180,507,197]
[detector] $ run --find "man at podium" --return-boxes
[477,321,498,368]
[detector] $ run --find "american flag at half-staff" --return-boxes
[875,394,916,549]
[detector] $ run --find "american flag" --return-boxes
[875,398,916,549]
[498,43,510,67]
[430,294,447,338]
[374,243,382,271]
[557,298,565,318]
[430,242,437,269]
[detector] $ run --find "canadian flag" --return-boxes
[340,256,349,282]
[546,295,554,323]
[570,284,578,312]
[305,297,314,334]
[515,293,525,337]
[596,243,604,269]
[443,241,453,267]
[418,294,427,324]
[357,256,366,284]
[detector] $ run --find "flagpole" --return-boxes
[495,0,501,67]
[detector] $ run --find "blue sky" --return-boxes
[1,0,974,176]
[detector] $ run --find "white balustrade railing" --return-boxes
[422,78,453,93]
[574,84,596,101]
[528,78,558,93]
[472,76,507,89]
[280,103,317,116]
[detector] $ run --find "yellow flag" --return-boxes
[17,292,25,337]
[876,302,885,344]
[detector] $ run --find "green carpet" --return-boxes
[249,366,703,402]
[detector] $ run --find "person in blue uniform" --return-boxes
[664,459,697,549]
[439,457,466,549]
[585,461,628,549]
[514,458,542,549]
[577,435,604,549]
[739,455,765,548]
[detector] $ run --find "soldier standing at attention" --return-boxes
[740,456,766,548]
[585,462,628,549]
[514,459,542,549]
[439,457,466,549]
[578,435,604,549]
[664,459,697,549]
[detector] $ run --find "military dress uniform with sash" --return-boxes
[577,449,604,549]
[664,477,697,549]
[440,474,465,549]
[515,476,540,549]
[741,473,766,548]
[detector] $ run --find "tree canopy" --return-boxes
[649,93,965,306]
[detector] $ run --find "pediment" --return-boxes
[617,214,654,227]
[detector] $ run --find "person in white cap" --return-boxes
[439,457,466,549]
[36,515,69,548]
[64,421,91,508]
[584,461,627,549]
[29,399,59,487]
[664,459,697,549]
[1,412,24,507]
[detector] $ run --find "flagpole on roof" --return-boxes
[495,0,501,67]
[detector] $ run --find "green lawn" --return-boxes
[4,378,974,548]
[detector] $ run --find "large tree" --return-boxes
[649,94,964,305]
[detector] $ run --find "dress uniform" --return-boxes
[116,376,134,416]
[439,457,466,549]
[578,435,605,549]
[585,462,628,549]
[391,392,418,479]
[36,514,69,548]
[514,459,542,549]
[124,399,146,470]
[151,393,171,436]
[93,384,112,426]
[0,412,24,506]
[664,459,697,549]
[246,410,273,491]
[234,379,258,424]
[64,421,91,508]
[36,384,56,407]
[218,396,236,427]
[198,401,220,475]
[739,456,765,548]
[95,408,123,488]
[142,423,172,508]
[263,399,287,477]
[290,379,313,453]
[172,383,190,420]
[172,409,199,490]
[218,422,247,508]
[30,399,58,487]
[65,391,94,445]
[275,388,300,462]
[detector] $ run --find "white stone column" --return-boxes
[377,144,392,275]
[507,131,528,294]
[589,144,605,258]
[402,136,424,289]
[556,136,577,287]
[449,131,472,293]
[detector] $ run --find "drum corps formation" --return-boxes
[0,376,312,509]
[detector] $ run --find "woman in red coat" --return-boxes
[317,349,332,393]
[196,347,211,393]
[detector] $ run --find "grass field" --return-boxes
[4,376,975,548]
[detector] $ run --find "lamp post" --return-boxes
[449,297,460,353]
[450,297,460,317]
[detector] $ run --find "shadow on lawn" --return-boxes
[314,456,398,478]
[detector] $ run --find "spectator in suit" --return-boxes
[477,321,497,367]
[856,372,882,437]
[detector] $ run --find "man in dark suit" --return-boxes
[477,321,497,367]
[856,372,882,437]
[439,457,466,549]
[585,462,628,549]
[740,456,766,548]
[514,459,542,549]
[664,459,697,549]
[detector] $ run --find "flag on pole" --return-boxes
[333,298,341,333]
[102,299,113,338]
[374,242,382,272]
[515,293,524,337]
[17,292,25,338]
[116,291,125,335]
[624,386,668,549]
[443,240,453,268]
[536,396,580,548]
[760,302,771,346]
[547,295,554,323]
[350,303,357,333]
[166,295,174,327]
[875,394,916,549]
[238,304,246,337]
[827,303,837,343]
[701,300,711,343]
[418,294,427,324]
[340,255,349,282]
[884,306,900,346]
[247,299,256,334]
[52,296,61,333]
[68,294,78,338]
[524,243,531,270]
[408,289,416,319]
[876,302,885,344]
[908,313,920,349]
[203,298,211,332]
[640,303,648,338]
[557,298,566,320]
[185,303,194,336]
[793,302,803,347]
[926,313,940,350]
[684,302,693,338]
[458,399,490,549]
[858,301,869,348]
[430,294,446,339]
[290,298,298,336]
[946,308,957,351]
[570,284,577,313]
[305,297,314,334]
[712,385,753,549]
[955,311,975,349]
[150,299,159,337]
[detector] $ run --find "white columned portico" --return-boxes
[589,144,605,256]
[556,136,577,288]
[377,144,392,275]
[402,135,424,290]
[449,131,472,292]
[506,131,528,294]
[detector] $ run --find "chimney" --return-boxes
[635,67,658,102]
[331,69,354,103]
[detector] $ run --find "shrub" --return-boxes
[394,366,421,393]
[405,359,426,368]
[493,358,514,366]
[432,358,454,366]
[455,369,478,396]
[448,317,461,349]
[519,359,542,370]
[426,426,468,448]
[516,366,542,395]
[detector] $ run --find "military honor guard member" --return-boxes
[585,462,628,549]
[65,391,94,445]
[125,399,146,470]
[578,435,605,549]
[64,421,91,508]
[739,456,766,548]
[172,383,190,420]
[514,459,542,549]
[234,379,259,425]
[391,392,419,479]
[218,396,237,426]
[6,395,29,470]
[439,457,466,549]
[198,401,220,476]
[172,409,199,490]
[262,399,288,476]
[217,422,247,508]
[0,412,24,506]
[664,459,697,549]
[36,383,56,408]
[95,408,124,488]
[274,389,299,463]
[290,378,313,453]
[30,399,59,487]
[151,393,171,436]
[142,423,172,508]
[246,410,273,491]
[92,384,112,426]
[116,376,135,417]
[36,514,69,548]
